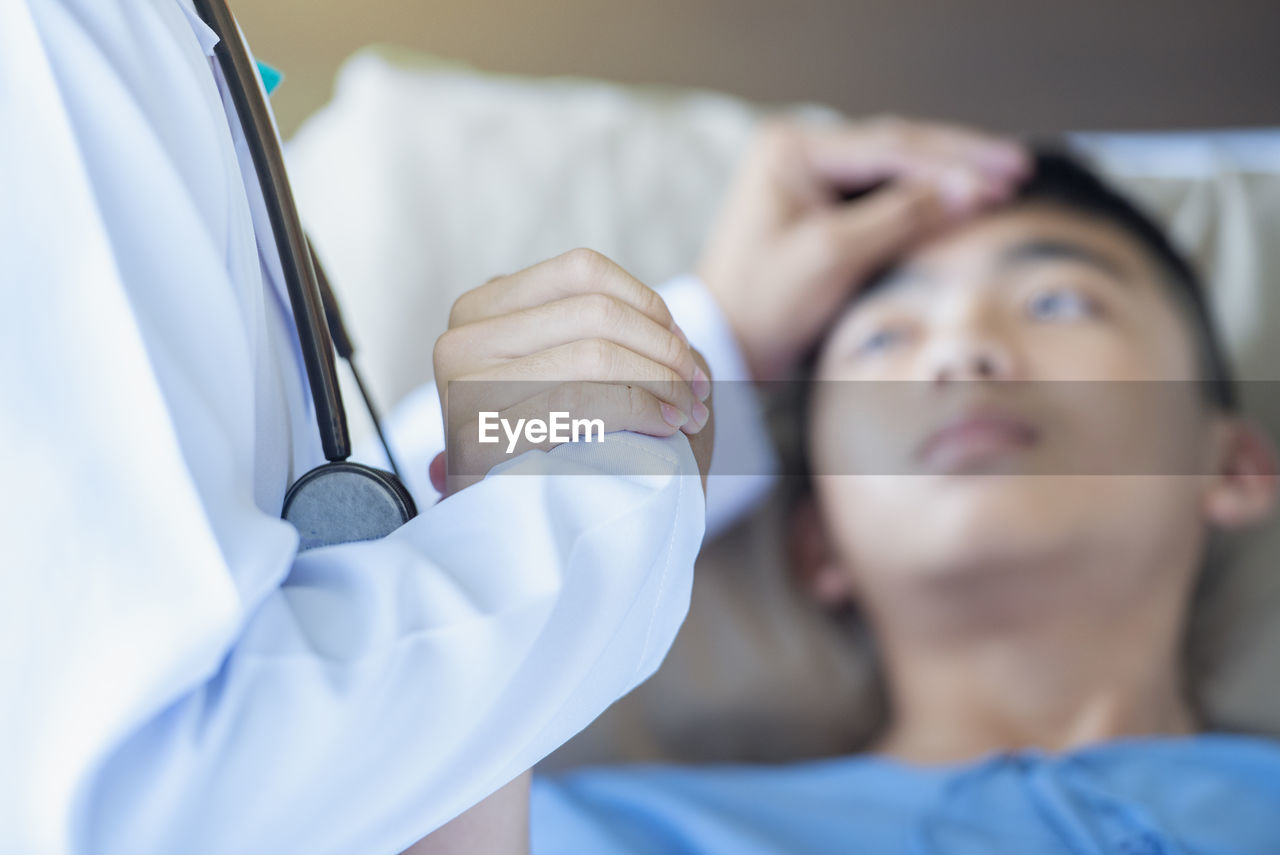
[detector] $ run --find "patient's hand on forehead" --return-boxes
[698,116,1030,381]
[783,149,1278,763]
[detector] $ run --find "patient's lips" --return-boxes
[916,410,1039,473]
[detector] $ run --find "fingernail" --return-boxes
[691,399,710,430]
[692,367,711,401]
[662,402,690,428]
[672,322,689,347]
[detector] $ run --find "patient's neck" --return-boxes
[863,545,1200,766]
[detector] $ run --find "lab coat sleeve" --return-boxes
[657,273,779,536]
[368,274,780,540]
[1,2,702,854]
[81,438,703,855]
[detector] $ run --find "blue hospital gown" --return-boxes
[531,734,1280,854]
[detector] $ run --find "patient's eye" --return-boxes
[1026,288,1098,321]
[854,326,907,356]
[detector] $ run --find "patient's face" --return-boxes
[807,203,1223,609]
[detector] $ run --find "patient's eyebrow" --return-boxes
[997,238,1130,282]
[860,263,926,299]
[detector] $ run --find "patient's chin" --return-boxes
[834,476,1101,584]
[933,475,1099,546]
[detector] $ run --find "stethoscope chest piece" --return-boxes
[282,462,418,551]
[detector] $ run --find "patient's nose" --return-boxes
[925,324,1018,385]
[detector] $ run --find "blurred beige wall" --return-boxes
[237,0,1279,141]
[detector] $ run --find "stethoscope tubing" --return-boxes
[192,0,352,463]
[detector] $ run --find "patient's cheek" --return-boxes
[808,382,922,477]
[812,476,920,572]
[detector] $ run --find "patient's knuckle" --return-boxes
[870,114,921,148]
[868,113,905,134]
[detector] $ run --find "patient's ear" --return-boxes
[1203,418,1279,529]
[788,495,857,607]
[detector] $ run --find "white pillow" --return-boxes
[288,47,776,416]
[287,49,1280,767]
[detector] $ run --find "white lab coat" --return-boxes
[0,0,774,852]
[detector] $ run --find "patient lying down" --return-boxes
[427,149,1280,853]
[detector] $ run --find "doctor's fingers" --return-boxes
[434,294,701,386]
[443,382,702,494]
[458,381,701,458]
[444,341,709,433]
[447,248,677,334]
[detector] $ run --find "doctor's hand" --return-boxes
[697,116,1030,380]
[431,248,714,496]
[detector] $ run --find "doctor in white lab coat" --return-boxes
[2,1,721,852]
[0,0,1029,851]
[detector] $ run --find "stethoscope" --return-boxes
[192,0,417,549]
